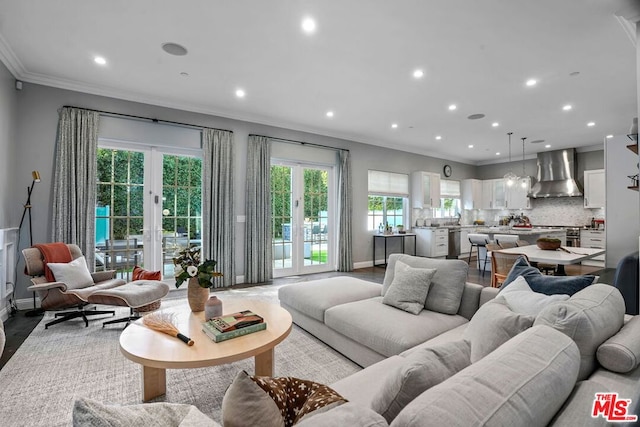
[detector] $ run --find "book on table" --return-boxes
[202,321,267,343]
[209,310,264,332]
[202,310,267,343]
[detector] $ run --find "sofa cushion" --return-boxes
[372,340,471,423]
[500,275,570,315]
[550,380,613,427]
[47,256,94,289]
[325,297,468,357]
[383,254,467,315]
[382,261,436,314]
[597,315,640,373]
[72,397,220,427]
[278,277,382,322]
[501,256,595,295]
[391,326,580,427]
[463,297,534,363]
[534,284,625,381]
[295,402,388,427]
[222,370,347,427]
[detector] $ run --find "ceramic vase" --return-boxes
[187,277,209,312]
[204,296,223,320]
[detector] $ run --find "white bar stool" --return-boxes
[468,233,490,276]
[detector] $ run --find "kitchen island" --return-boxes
[473,227,567,245]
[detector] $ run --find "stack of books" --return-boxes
[202,310,267,343]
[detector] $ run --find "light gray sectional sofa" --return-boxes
[277,254,640,426]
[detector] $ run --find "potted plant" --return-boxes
[173,246,223,312]
[397,224,405,234]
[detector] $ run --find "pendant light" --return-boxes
[519,137,528,188]
[503,132,518,187]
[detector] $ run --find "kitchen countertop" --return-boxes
[474,227,566,235]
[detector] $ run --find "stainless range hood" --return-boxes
[528,148,583,198]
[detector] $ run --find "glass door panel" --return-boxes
[271,165,293,275]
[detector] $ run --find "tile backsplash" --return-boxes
[464,197,604,227]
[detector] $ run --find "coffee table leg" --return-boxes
[142,365,166,402]
[254,348,274,376]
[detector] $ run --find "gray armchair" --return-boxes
[613,251,639,315]
[22,244,126,329]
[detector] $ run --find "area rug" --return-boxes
[0,285,361,426]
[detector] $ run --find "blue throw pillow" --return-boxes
[499,256,594,296]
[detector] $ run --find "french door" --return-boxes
[96,144,202,280]
[271,161,334,277]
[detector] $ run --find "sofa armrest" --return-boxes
[91,270,117,283]
[457,282,484,320]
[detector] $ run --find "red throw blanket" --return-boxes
[33,242,72,282]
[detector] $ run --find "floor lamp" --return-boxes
[19,170,42,317]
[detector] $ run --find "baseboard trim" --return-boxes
[354,261,374,269]
[16,297,39,311]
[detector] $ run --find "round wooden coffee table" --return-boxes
[119,299,292,401]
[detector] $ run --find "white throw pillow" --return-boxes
[500,276,570,316]
[47,256,94,289]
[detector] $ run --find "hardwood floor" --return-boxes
[0,258,616,370]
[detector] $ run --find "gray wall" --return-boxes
[11,82,478,301]
[0,62,18,227]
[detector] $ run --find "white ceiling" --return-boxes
[0,0,636,164]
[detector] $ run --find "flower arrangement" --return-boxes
[173,246,222,289]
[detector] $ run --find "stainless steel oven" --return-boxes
[565,227,580,247]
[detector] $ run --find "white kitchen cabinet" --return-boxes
[506,176,531,210]
[411,171,441,209]
[480,179,507,209]
[580,229,605,266]
[415,228,448,257]
[461,179,482,209]
[584,169,605,208]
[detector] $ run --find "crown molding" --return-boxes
[0,31,25,78]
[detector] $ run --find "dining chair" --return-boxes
[491,251,529,288]
[494,234,519,247]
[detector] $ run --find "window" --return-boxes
[434,179,461,219]
[367,170,409,231]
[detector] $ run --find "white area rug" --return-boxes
[0,285,361,426]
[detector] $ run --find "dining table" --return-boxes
[498,245,606,275]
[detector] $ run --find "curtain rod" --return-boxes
[62,105,233,134]
[251,134,349,153]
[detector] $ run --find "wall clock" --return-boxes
[443,164,452,177]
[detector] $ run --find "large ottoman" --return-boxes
[87,280,170,327]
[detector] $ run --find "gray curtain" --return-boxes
[337,150,353,271]
[202,129,235,288]
[245,135,272,283]
[51,107,100,268]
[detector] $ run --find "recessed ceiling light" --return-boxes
[468,144,474,148]
[496,152,500,155]
[326,111,334,118]
[448,104,457,111]
[435,135,442,140]
[606,135,614,139]
[562,104,572,111]
[391,123,398,129]
[94,56,106,65]
[492,122,499,127]
[301,17,316,34]
[413,69,424,79]
[545,144,551,148]
[161,42,188,56]
[587,122,595,127]
[235,89,246,98]
[525,79,537,87]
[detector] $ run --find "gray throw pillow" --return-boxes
[383,254,467,315]
[501,256,595,295]
[371,340,471,423]
[72,397,219,427]
[597,314,640,373]
[500,276,570,316]
[382,261,436,314]
[463,297,534,363]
